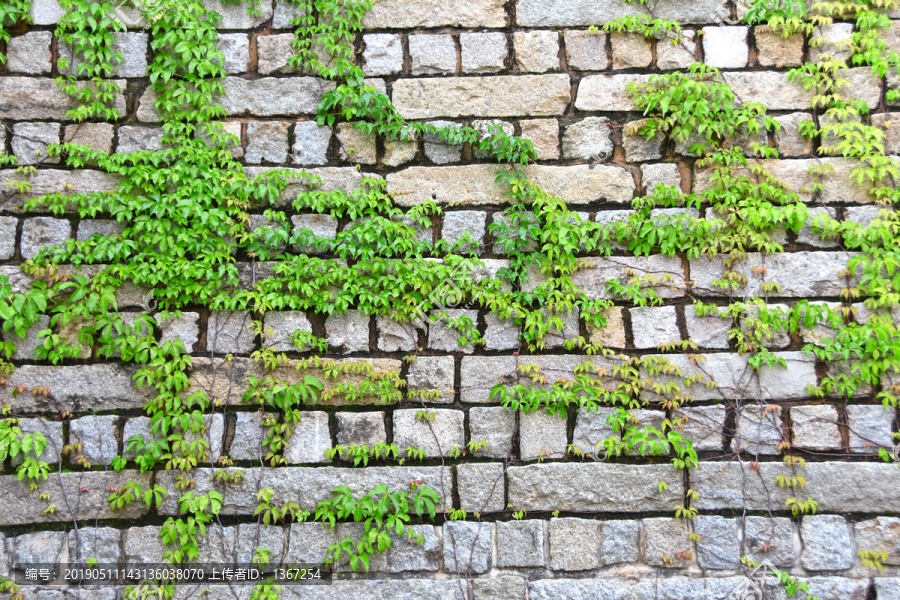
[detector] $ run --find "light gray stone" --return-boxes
[15,531,66,566]
[427,309,478,353]
[424,120,464,164]
[389,524,440,572]
[483,313,520,351]
[743,516,796,567]
[519,118,559,160]
[335,412,386,447]
[854,517,900,566]
[724,68,881,110]
[3,314,50,361]
[159,311,201,352]
[812,23,854,63]
[630,305,680,349]
[461,32,508,73]
[216,33,249,74]
[703,26,749,68]
[204,0,272,28]
[460,356,518,403]
[363,0,505,28]
[229,411,267,461]
[336,122,377,165]
[67,527,121,565]
[573,255,684,300]
[675,405,727,453]
[245,121,290,164]
[549,518,601,571]
[610,32,651,69]
[117,126,165,153]
[457,462,505,513]
[442,211,486,252]
[473,119,515,159]
[641,163,681,194]
[473,576,526,600]
[519,410,567,460]
[29,0,65,24]
[236,523,285,565]
[0,77,126,121]
[59,32,148,78]
[517,0,729,26]
[407,355,455,404]
[0,216,18,261]
[376,315,418,352]
[363,34,402,76]
[221,77,334,117]
[273,1,306,28]
[262,311,313,351]
[801,515,854,571]
[76,219,123,241]
[125,413,224,461]
[564,30,608,70]
[443,521,492,574]
[286,522,334,564]
[12,122,60,165]
[515,30,559,73]
[694,516,740,569]
[575,73,651,111]
[684,304,731,349]
[69,415,118,465]
[409,34,457,75]
[284,411,332,464]
[20,217,70,259]
[775,112,815,157]
[657,30,697,70]
[847,404,895,453]
[643,517,691,568]
[325,310,370,353]
[497,520,545,567]
[257,33,298,75]
[873,112,900,155]
[1,364,149,412]
[469,407,516,459]
[508,463,683,512]
[123,525,166,567]
[877,578,900,600]
[393,75,570,119]
[601,520,640,565]
[790,405,841,450]
[7,31,52,74]
[383,139,417,167]
[11,418,62,465]
[208,310,255,354]
[572,407,616,456]
[562,117,613,161]
[542,307,580,349]
[735,405,785,455]
[393,409,464,457]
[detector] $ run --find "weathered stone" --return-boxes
[443,521,492,574]
[229,411,266,461]
[117,125,165,154]
[216,33,249,74]
[460,32,508,73]
[515,30,559,73]
[873,112,900,156]
[684,304,731,349]
[643,517,691,568]
[469,407,516,459]
[473,576,526,600]
[564,30,608,70]
[460,356,518,403]
[847,404,895,454]
[855,517,900,566]
[7,31,52,74]
[221,77,334,117]
[587,307,626,348]
[67,527,121,565]
[876,579,900,600]
[12,122,59,165]
[790,405,841,450]
[675,405,727,453]
[575,73,651,111]
[325,310,370,353]
[292,213,338,253]
[0,470,149,526]
[407,355,455,403]
[629,305,680,349]
[20,217,70,260]
[59,32,148,78]
[0,77,126,121]
[641,162,680,194]
[393,75,570,119]
[548,518,601,571]
[363,0,505,28]
[245,121,290,164]
[334,412,386,447]
[703,26,749,68]
[15,531,66,566]
[426,309,477,353]
[289,121,331,166]
[0,168,120,212]
[600,520,640,565]
[497,520,545,567]
[284,411,332,464]
[382,139,417,167]
[735,405,785,455]
[519,0,728,25]
[756,28,805,67]
[388,524,440,573]
[571,407,616,456]
[519,118,559,160]
[694,516,740,570]
[393,409,464,457]
[611,32,652,69]
[286,522,335,564]
[363,34,403,77]
[336,122,377,165]
[473,119,515,159]
[204,0,271,28]
[157,311,200,353]
[657,30,698,70]
[29,0,65,24]
[519,410,567,460]
[724,68,881,110]
[2,363,148,412]
[457,462,505,513]
[376,315,418,352]
[70,415,118,465]
[442,211,486,252]
[9,418,62,467]
[0,216,18,261]
[409,34,457,75]
[508,463,682,512]
[236,523,285,565]
[76,219,122,242]
[574,255,684,300]
[562,117,613,161]
[423,120,464,164]
[801,515,854,571]
[126,413,224,461]
[256,33,298,75]
[208,310,255,354]
[812,23,854,63]
[743,516,796,567]
[262,311,313,352]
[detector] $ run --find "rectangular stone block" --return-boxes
[497,520,545,567]
[392,75,571,119]
[575,73,651,112]
[0,169,120,211]
[517,0,728,25]
[393,409,464,458]
[1,364,150,412]
[363,0,505,28]
[457,462,506,513]
[549,518,601,571]
[724,68,880,110]
[507,463,683,512]
[221,77,335,116]
[573,255,685,300]
[0,78,126,120]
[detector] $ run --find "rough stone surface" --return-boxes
[363,0,505,28]
[519,119,559,160]
[442,211,486,252]
[424,120,464,164]
[12,122,60,165]
[262,310,313,351]
[641,162,681,193]
[515,30,560,73]
[469,407,516,458]
[801,515,854,571]
[519,410,567,459]
[549,518,601,571]
[694,516,740,569]
[575,74,651,111]
[601,520,640,565]
[325,310,370,353]
[517,0,729,26]
[0,217,17,261]
[734,405,785,455]
[756,28,805,67]
[245,121,290,164]
[336,123,377,165]
[0,77,126,120]
[564,30,608,70]
[59,32,148,79]
[571,407,616,456]
[725,68,880,110]
[684,304,731,349]
[461,32,508,74]
[812,23,854,63]
[117,126,165,154]
[389,524,440,572]
[790,404,841,450]
[363,34,403,76]
[676,405,727,452]
[335,411,386,447]
[393,409,464,457]
[407,355,455,403]
[473,576,527,600]
[69,415,118,465]
[409,34,457,75]
[854,517,900,566]
[257,33,298,75]
[630,305,680,349]
[443,521,492,574]
[657,30,697,70]
[497,520,545,567]
[64,122,114,154]
[393,75,571,119]
[20,217,71,260]
[642,518,691,568]
[383,139,418,167]
[68,527,121,565]
[290,121,331,165]
[743,516,796,567]
[587,307,626,348]
[376,315,418,352]
[208,310,256,354]
[457,462,506,513]
[7,31,52,74]
[611,33,652,69]
[703,26,749,68]
[847,404,895,453]
[221,77,334,116]
[229,411,267,461]
[217,33,250,74]
[562,117,613,161]
[284,411,332,464]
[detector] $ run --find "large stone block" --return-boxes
[573,255,685,300]
[575,73,651,111]
[743,516,796,567]
[549,518,601,571]
[70,415,119,465]
[517,0,729,26]
[409,34,457,75]
[284,411,332,464]
[7,31,52,74]
[443,521,492,574]
[800,515,854,571]
[724,68,881,110]
[854,517,900,566]
[363,0,505,28]
[208,310,256,354]
[457,462,505,513]
[0,77,126,120]
[497,520,545,567]
[20,216,70,259]
[221,77,334,117]
[642,517,691,568]
[694,516,740,569]
[1,364,149,412]
[407,355,455,404]
[469,406,516,458]
[519,410,567,460]
[392,75,571,119]
[393,409,464,458]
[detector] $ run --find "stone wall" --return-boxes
[1,0,900,599]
